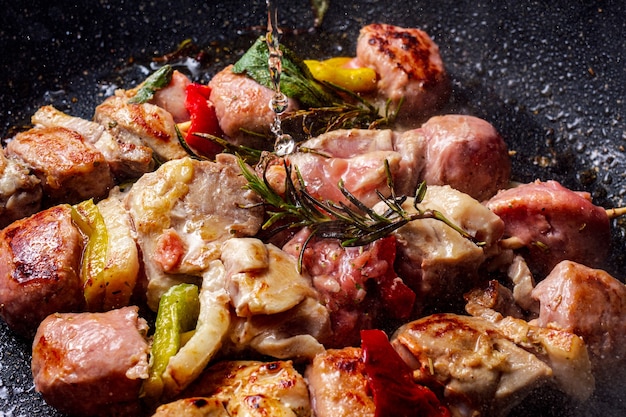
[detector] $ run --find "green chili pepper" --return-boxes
[71,199,108,311]
[143,283,200,401]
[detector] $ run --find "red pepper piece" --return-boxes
[361,329,450,417]
[184,83,223,157]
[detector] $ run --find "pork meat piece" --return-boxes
[356,23,450,127]
[284,231,414,347]
[289,128,427,203]
[94,95,187,162]
[392,313,553,417]
[32,306,150,417]
[152,397,229,417]
[531,260,626,377]
[209,64,299,149]
[0,146,42,227]
[150,69,192,123]
[6,126,114,204]
[419,114,511,201]
[178,360,311,417]
[377,185,504,315]
[124,154,264,310]
[486,180,611,277]
[305,347,375,417]
[0,205,84,338]
[32,105,155,180]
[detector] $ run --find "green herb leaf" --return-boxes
[128,65,174,104]
[232,37,338,108]
[310,0,330,27]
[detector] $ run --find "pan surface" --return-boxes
[1,1,625,416]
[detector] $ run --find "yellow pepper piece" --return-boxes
[304,57,377,93]
[71,199,108,311]
[143,283,200,402]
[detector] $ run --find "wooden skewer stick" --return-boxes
[606,207,626,219]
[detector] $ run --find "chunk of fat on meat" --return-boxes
[179,360,311,417]
[531,260,626,377]
[209,64,299,148]
[377,186,504,312]
[161,260,231,399]
[0,205,85,338]
[221,237,318,316]
[6,126,114,204]
[391,314,553,417]
[32,105,155,180]
[0,146,42,227]
[96,188,140,310]
[124,155,264,310]
[355,23,450,126]
[152,397,230,416]
[419,115,511,201]
[305,347,376,417]
[296,128,427,198]
[94,95,187,162]
[31,306,150,417]
[227,297,330,360]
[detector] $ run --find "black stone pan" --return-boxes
[1,1,625,415]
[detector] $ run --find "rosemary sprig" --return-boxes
[237,156,482,270]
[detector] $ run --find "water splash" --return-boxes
[266,0,295,156]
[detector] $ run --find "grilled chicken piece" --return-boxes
[392,314,553,417]
[150,69,193,123]
[32,105,155,180]
[221,238,330,359]
[305,347,376,417]
[0,146,42,228]
[465,283,595,401]
[531,260,626,377]
[6,126,114,204]
[0,205,84,338]
[176,360,311,417]
[209,64,299,149]
[356,23,450,126]
[94,95,187,162]
[124,154,264,310]
[152,397,229,417]
[377,185,504,315]
[32,306,150,417]
[419,115,511,201]
[486,180,611,276]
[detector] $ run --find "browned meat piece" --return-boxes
[6,126,114,204]
[356,23,450,126]
[0,205,84,338]
[392,314,553,417]
[152,397,229,417]
[485,180,611,277]
[0,147,42,228]
[124,154,264,309]
[464,280,525,320]
[32,105,155,180]
[32,306,150,417]
[209,64,299,148]
[178,360,311,416]
[531,260,626,377]
[94,95,187,162]
[305,347,376,417]
[419,114,511,201]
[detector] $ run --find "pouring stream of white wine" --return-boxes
[266,0,295,156]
